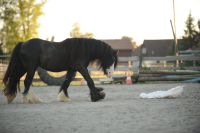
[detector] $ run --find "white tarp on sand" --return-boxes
[140,86,184,99]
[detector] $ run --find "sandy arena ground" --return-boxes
[0,83,200,133]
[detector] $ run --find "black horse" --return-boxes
[3,38,118,103]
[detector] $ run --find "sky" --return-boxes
[38,0,200,45]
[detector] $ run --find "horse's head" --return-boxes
[101,49,118,77]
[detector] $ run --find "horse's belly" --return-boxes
[40,64,68,72]
[39,58,68,72]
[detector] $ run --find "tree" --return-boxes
[195,20,200,47]
[121,36,137,48]
[70,23,93,38]
[0,0,19,53]
[18,0,45,40]
[0,0,45,53]
[181,13,200,50]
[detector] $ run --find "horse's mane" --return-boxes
[60,38,117,71]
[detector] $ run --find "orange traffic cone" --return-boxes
[125,71,132,85]
[125,75,132,85]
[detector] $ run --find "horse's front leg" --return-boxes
[22,68,42,104]
[78,67,105,102]
[57,70,76,102]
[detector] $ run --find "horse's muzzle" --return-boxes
[106,64,114,78]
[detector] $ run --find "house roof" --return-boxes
[101,39,133,50]
[142,39,175,57]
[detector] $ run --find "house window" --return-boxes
[142,47,147,55]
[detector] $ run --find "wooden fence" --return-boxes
[131,54,200,82]
[0,54,200,83]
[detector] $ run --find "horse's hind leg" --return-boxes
[57,70,76,102]
[22,68,42,103]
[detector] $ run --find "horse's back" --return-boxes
[19,38,47,66]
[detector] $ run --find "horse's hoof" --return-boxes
[57,91,71,102]
[91,91,106,102]
[96,87,104,92]
[99,91,106,99]
[57,96,71,102]
[5,94,16,104]
[22,92,42,104]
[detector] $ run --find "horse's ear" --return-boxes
[114,50,119,55]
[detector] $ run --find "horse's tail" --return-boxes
[3,42,24,103]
